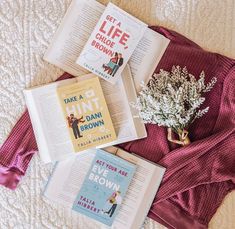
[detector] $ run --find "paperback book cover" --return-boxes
[72,149,136,226]
[57,77,116,152]
[76,2,147,84]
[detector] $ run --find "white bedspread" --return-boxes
[0,0,234,228]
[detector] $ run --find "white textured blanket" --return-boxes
[0,0,234,228]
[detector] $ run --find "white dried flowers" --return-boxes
[131,66,217,144]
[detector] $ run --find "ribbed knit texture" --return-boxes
[120,27,235,228]
[0,27,234,228]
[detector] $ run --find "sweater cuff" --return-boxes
[0,166,22,190]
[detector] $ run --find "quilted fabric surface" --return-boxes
[0,0,234,228]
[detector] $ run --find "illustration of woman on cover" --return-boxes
[111,53,123,77]
[103,191,122,217]
[67,114,85,139]
[102,52,118,75]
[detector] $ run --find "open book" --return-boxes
[24,65,146,163]
[44,0,170,92]
[44,147,165,229]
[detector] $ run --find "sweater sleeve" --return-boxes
[0,72,74,190]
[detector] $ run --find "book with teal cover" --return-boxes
[72,149,136,226]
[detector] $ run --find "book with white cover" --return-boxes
[44,147,166,229]
[44,0,170,92]
[76,2,147,84]
[24,66,146,163]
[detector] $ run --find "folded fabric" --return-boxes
[0,26,234,228]
[120,26,235,228]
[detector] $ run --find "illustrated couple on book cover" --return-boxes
[67,114,85,139]
[102,52,124,76]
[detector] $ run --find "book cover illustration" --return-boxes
[72,149,136,226]
[57,77,116,152]
[76,3,147,84]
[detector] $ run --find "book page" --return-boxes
[44,151,96,206]
[75,67,145,146]
[44,0,169,89]
[24,91,52,163]
[99,77,137,144]
[25,66,146,163]
[121,65,147,139]
[129,28,170,92]
[25,79,76,162]
[44,0,105,76]
[44,147,164,229]
[98,66,146,145]
[132,160,165,229]
[114,149,158,229]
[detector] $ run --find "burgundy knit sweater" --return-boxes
[0,27,234,229]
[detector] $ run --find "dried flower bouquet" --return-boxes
[132,66,217,146]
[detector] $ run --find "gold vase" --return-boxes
[167,128,191,146]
